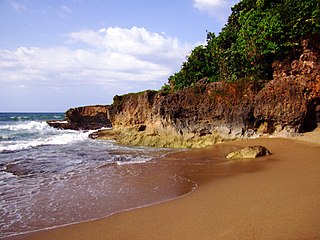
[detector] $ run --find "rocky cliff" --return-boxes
[254,41,320,135]
[49,43,320,148]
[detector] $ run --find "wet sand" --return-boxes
[11,137,320,240]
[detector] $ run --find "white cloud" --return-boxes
[60,5,72,14]
[68,27,190,66]
[11,2,26,12]
[193,0,239,23]
[59,5,72,18]
[0,27,194,105]
[194,0,225,8]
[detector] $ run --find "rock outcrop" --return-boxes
[254,40,320,135]
[48,42,320,148]
[226,146,271,160]
[48,105,111,130]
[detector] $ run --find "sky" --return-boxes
[0,0,239,112]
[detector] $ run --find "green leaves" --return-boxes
[168,44,219,91]
[236,8,282,78]
[166,0,320,90]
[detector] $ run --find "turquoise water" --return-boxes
[0,113,176,239]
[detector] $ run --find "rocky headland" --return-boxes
[48,105,112,130]
[48,43,320,148]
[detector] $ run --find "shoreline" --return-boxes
[5,184,198,240]
[9,135,320,240]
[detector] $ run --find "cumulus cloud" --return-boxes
[69,27,189,64]
[193,0,239,23]
[0,27,193,104]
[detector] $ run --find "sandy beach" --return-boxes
[10,136,320,240]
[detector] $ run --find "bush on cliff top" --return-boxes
[168,0,320,91]
[113,90,158,106]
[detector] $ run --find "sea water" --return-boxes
[0,113,183,239]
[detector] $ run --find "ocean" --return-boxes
[0,112,188,239]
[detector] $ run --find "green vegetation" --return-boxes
[168,0,320,91]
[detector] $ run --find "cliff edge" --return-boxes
[48,44,320,148]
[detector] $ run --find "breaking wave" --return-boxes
[0,121,92,153]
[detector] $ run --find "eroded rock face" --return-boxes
[101,84,258,148]
[254,42,320,135]
[104,44,319,146]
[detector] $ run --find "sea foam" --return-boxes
[0,121,49,131]
[0,121,93,153]
[0,113,177,239]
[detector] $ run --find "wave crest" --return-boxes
[0,121,50,131]
[0,121,92,153]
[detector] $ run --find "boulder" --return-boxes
[226,145,271,160]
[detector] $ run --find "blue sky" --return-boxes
[0,0,239,112]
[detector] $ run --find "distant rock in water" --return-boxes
[47,105,112,130]
[226,146,271,160]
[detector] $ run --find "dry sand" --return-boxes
[12,137,320,240]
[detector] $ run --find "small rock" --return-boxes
[5,163,29,176]
[226,145,271,160]
[138,125,147,131]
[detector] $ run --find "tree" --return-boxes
[169,44,218,90]
[166,0,320,90]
